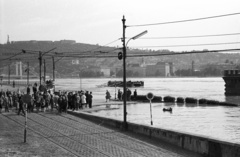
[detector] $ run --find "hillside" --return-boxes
[1,41,240,77]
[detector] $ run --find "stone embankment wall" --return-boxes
[134,95,238,106]
[68,111,240,157]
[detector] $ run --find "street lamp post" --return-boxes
[122,16,147,130]
[27,62,29,85]
[122,16,127,130]
[39,51,42,85]
[44,59,46,82]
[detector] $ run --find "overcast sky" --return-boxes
[1,0,240,51]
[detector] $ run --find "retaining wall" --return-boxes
[68,111,240,157]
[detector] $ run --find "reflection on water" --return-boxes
[55,77,240,144]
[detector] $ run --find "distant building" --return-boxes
[122,59,175,77]
[59,40,76,44]
[100,67,110,77]
[200,63,236,71]
[146,62,171,77]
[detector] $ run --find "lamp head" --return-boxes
[132,30,148,40]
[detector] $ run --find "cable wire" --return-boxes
[39,48,240,59]
[128,12,240,27]
[131,42,240,48]
[131,32,240,39]
[127,48,240,57]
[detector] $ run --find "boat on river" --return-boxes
[107,80,144,87]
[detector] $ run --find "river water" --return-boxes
[55,77,240,144]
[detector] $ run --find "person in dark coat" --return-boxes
[62,96,68,113]
[105,90,111,102]
[27,85,31,94]
[0,95,3,113]
[134,89,137,100]
[58,96,63,113]
[18,96,25,116]
[85,91,89,107]
[127,89,132,101]
[117,89,122,101]
[88,92,93,108]
[32,83,37,94]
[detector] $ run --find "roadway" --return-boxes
[0,110,203,157]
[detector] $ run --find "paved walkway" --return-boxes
[0,109,203,157]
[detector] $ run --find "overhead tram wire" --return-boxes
[131,32,240,39]
[131,41,240,48]
[127,12,240,27]
[48,48,240,59]
[127,48,240,58]
[54,47,122,58]
[0,51,26,61]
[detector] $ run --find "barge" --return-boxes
[107,80,144,87]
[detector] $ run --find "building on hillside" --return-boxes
[87,66,111,77]
[59,40,76,44]
[117,59,175,77]
[100,67,111,77]
[146,62,171,77]
[200,63,236,71]
[127,63,146,77]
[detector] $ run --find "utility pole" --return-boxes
[122,15,127,130]
[39,51,42,85]
[8,64,10,84]
[52,56,55,92]
[27,62,29,85]
[52,57,55,82]
[44,59,46,82]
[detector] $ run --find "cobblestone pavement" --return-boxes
[0,110,203,157]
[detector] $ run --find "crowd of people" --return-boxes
[0,83,139,114]
[0,84,93,115]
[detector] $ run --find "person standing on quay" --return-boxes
[4,95,9,112]
[58,95,63,113]
[18,96,25,116]
[76,93,80,110]
[62,95,68,113]
[88,92,93,108]
[118,89,122,101]
[106,90,111,102]
[127,89,132,101]
[85,91,89,108]
[27,85,31,94]
[0,95,3,113]
[134,89,137,100]
[81,92,86,108]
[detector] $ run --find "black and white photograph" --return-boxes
[0,0,240,156]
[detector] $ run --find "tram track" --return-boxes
[27,112,150,157]
[35,111,187,157]
[2,113,112,157]
[1,113,80,157]
[1,110,196,157]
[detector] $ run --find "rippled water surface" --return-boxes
[55,77,240,144]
